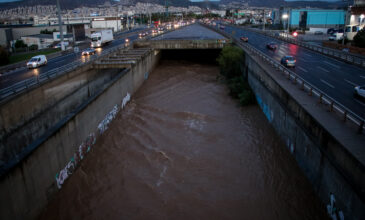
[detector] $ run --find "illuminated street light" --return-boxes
[282,14,288,19]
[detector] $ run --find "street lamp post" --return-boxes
[342,1,350,45]
[360,14,365,27]
[56,0,65,51]
[282,13,289,38]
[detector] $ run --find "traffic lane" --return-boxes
[240,28,365,118]
[222,25,365,118]
[0,29,146,89]
[0,52,81,89]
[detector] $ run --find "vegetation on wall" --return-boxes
[217,45,255,106]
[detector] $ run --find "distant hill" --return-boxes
[0,0,350,10]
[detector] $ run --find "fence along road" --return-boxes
[0,27,170,101]
[203,23,365,134]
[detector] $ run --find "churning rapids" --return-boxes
[40,60,328,220]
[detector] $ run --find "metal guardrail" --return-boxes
[204,23,365,134]
[0,44,125,102]
[243,27,365,68]
[0,27,162,102]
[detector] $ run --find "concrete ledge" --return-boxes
[242,43,365,219]
[0,49,160,220]
[134,39,228,50]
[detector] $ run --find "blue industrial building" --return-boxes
[273,8,346,29]
[290,9,345,28]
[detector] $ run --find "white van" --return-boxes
[27,55,47,69]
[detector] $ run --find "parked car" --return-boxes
[354,85,365,99]
[240,36,248,42]
[81,48,96,56]
[327,28,337,35]
[266,42,277,50]
[53,41,69,49]
[220,25,225,30]
[281,55,296,67]
[26,55,47,69]
[314,31,323,35]
[329,33,343,41]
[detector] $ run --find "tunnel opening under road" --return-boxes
[39,50,328,220]
[160,49,221,64]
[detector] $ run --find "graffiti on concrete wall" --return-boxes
[55,133,96,189]
[55,92,131,189]
[255,94,273,123]
[98,105,120,135]
[327,193,344,220]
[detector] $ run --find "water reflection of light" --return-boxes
[81,55,90,63]
[95,47,102,55]
[289,44,298,56]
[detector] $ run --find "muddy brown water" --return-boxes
[40,60,328,220]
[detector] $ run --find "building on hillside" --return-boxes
[20,34,54,49]
[91,17,123,32]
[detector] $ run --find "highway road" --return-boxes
[0,27,147,90]
[217,23,365,119]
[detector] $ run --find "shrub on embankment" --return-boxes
[217,45,255,105]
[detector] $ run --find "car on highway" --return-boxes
[354,85,365,99]
[81,48,96,56]
[26,55,47,69]
[240,36,248,42]
[281,56,296,67]
[152,29,158,34]
[266,42,277,50]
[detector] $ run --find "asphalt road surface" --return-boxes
[217,23,365,119]
[0,27,147,90]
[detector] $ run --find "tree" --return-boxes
[353,29,365,48]
[216,45,244,79]
[0,46,10,66]
[14,39,27,49]
[216,45,255,105]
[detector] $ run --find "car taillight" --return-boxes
[286,60,289,62]
[294,60,296,62]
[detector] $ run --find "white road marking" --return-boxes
[298,67,308,72]
[323,61,340,69]
[317,66,330,73]
[360,75,365,79]
[54,60,65,64]
[320,79,335,88]
[344,79,358,87]
[303,53,312,57]
[354,99,365,107]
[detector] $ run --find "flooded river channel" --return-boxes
[40,59,327,220]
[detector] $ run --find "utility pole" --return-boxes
[56,0,65,51]
[165,0,169,18]
[342,1,350,45]
[263,9,265,31]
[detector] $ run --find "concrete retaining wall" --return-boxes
[0,49,161,220]
[134,39,227,50]
[0,65,120,167]
[244,50,365,219]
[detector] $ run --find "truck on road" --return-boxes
[91,30,114,48]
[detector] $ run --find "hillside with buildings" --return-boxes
[0,0,350,9]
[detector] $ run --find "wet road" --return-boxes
[215,22,365,119]
[40,60,328,220]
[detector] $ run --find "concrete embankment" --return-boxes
[243,42,365,219]
[201,23,364,219]
[0,48,160,219]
